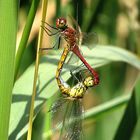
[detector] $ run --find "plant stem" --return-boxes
[27,0,48,140]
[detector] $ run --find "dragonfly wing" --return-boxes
[70,66,89,76]
[41,21,62,50]
[50,35,62,50]
[67,15,98,49]
[49,96,74,139]
[81,32,98,49]
[54,99,83,140]
[59,100,74,140]
[48,96,67,113]
[67,15,82,47]
[64,100,83,140]
[65,48,84,67]
[66,53,80,65]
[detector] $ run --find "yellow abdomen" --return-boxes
[68,82,87,98]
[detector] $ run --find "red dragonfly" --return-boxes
[41,17,99,85]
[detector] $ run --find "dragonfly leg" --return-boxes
[70,70,80,82]
[39,35,61,51]
[41,20,58,30]
[70,63,85,74]
[41,25,59,36]
[39,47,54,51]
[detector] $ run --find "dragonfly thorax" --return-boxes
[62,27,77,47]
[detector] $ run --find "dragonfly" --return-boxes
[46,28,96,139]
[49,67,96,140]
[41,17,99,139]
[41,17,100,87]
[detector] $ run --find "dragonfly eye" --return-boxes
[56,17,67,29]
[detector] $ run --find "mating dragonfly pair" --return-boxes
[41,17,99,139]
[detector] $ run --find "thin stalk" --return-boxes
[27,0,48,140]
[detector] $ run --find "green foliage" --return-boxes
[0,0,139,139]
[14,0,40,80]
[114,77,140,140]
[0,0,18,140]
[9,46,140,139]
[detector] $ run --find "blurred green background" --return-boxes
[5,0,140,140]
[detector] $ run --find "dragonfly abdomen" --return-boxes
[55,47,72,96]
[71,44,100,85]
[68,82,87,98]
[56,47,69,79]
[58,76,71,95]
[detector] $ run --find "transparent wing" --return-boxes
[59,100,74,140]
[62,49,84,72]
[70,66,93,83]
[48,96,68,113]
[67,15,98,49]
[79,32,98,49]
[64,100,83,140]
[49,95,78,140]
[66,52,82,65]
[41,21,62,50]
[64,32,98,71]
[48,96,72,140]
[65,16,98,68]
[70,66,92,75]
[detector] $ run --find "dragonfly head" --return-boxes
[84,76,94,87]
[56,17,67,30]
